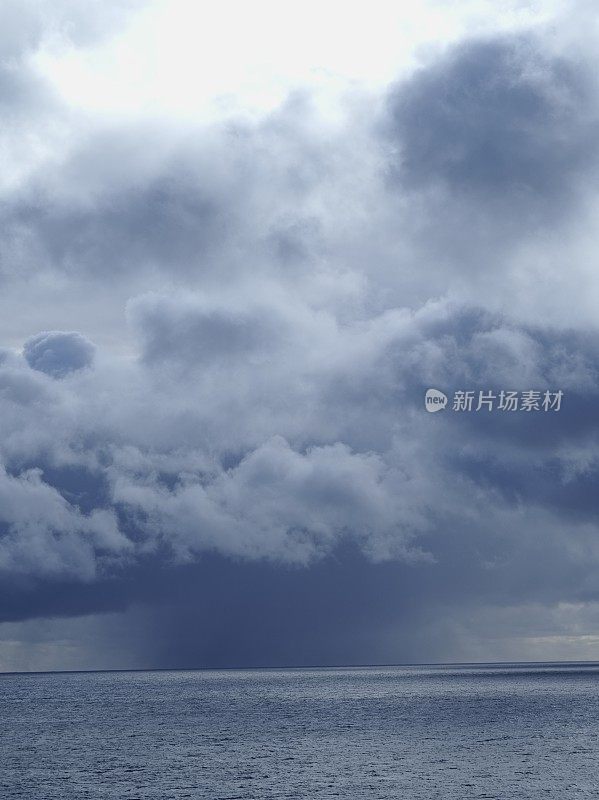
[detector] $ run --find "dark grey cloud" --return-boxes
[129,292,289,367]
[2,155,227,279]
[23,331,96,378]
[1,300,598,591]
[0,552,477,667]
[387,36,599,208]
[0,108,334,295]
[378,34,599,284]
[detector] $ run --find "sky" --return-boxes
[1,0,599,671]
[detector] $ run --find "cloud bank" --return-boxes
[1,0,599,667]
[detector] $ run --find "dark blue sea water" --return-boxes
[1,663,599,799]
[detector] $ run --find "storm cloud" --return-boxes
[1,1,599,668]
[387,36,599,205]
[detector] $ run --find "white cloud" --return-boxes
[33,0,566,122]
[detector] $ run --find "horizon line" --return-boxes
[2,658,599,678]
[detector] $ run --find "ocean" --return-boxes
[1,663,598,798]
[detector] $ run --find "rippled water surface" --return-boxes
[1,663,599,798]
